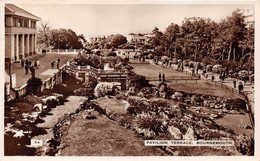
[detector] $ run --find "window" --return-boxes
[13,17,17,27]
[24,19,29,27]
[18,18,23,27]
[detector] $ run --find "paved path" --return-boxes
[29,96,88,155]
[10,53,76,88]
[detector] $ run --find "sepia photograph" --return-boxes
[1,0,258,159]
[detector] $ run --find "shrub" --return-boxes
[27,77,42,94]
[73,88,94,99]
[94,82,121,98]
[133,112,166,137]
[128,72,149,90]
[235,134,254,155]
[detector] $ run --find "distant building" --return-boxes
[89,35,108,43]
[126,33,153,43]
[5,3,41,62]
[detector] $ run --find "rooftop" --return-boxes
[5,3,41,21]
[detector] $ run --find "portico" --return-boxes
[5,3,40,62]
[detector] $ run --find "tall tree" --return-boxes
[37,21,52,49]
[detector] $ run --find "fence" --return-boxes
[205,79,254,129]
[45,49,81,53]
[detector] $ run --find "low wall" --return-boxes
[10,64,66,100]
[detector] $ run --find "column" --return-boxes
[20,34,25,57]
[16,34,19,60]
[34,34,37,54]
[26,34,30,56]
[30,35,33,55]
[11,34,15,61]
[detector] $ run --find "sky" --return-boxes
[12,2,254,40]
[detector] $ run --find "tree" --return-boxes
[50,29,84,49]
[37,21,52,50]
[109,34,127,48]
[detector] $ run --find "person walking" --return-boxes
[36,59,40,68]
[51,61,55,69]
[238,82,243,94]
[34,60,37,68]
[233,79,236,88]
[21,58,24,67]
[56,60,60,69]
[211,75,215,82]
[30,65,35,78]
[162,73,165,82]
[159,72,161,81]
[25,59,28,66]
[25,64,29,75]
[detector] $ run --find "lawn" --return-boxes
[60,111,166,156]
[132,64,193,79]
[95,97,129,114]
[167,83,241,99]
[214,114,253,136]
[10,53,77,88]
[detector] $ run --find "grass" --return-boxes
[214,114,253,136]
[60,111,165,156]
[95,97,128,114]
[167,83,241,99]
[132,64,192,78]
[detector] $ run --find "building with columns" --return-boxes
[5,3,40,62]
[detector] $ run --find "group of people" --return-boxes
[51,58,60,69]
[158,72,165,82]
[233,79,244,94]
[21,58,40,77]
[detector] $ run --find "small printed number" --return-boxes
[31,139,43,146]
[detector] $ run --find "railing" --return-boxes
[46,49,81,53]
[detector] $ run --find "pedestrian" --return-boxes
[34,60,37,68]
[162,73,165,82]
[25,64,29,75]
[30,66,35,78]
[203,69,206,75]
[219,75,222,82]
[56,60,59,69]
[159,72,161,81]
[238,82,243,94]
[221,75,224,82]
[211,75,215,82]
[36,59,40,68]
[51,61,55,69]
[25,59,28,66]
[21,58,24,67]
[192,68,195,75]
[233,79,236,88]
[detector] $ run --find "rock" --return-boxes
[34,103,43,112]
[183,127,196,140]
[83,110,96,119]
[168,126,182,139]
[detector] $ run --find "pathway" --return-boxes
[29,96,88,155]
[147,59,254,114]
[10,53,76,88]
